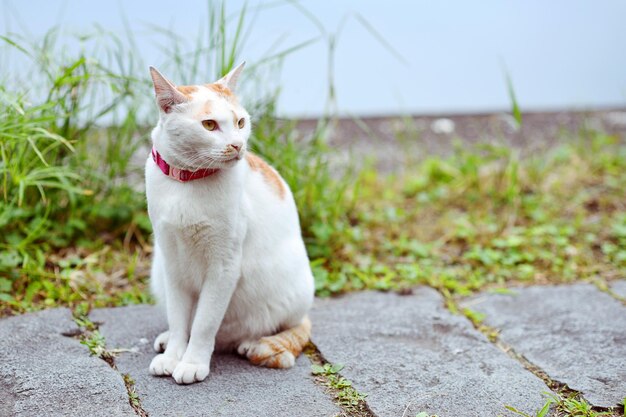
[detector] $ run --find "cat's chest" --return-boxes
[156,210,243,257]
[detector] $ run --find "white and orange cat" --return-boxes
[145,63,314,385]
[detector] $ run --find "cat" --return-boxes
[145,63,314,385]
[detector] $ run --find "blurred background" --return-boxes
[3,0,626,116]
[0,1,624,329]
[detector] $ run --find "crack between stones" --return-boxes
[439,289,623,416]
[64,310,149,417]
[304,341,377,417]
[591,278,626,307]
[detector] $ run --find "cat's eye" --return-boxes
[202,119,218,131]
[238,118,245,129]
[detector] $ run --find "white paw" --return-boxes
[153,331,170,353]
[172,361,210,385]
[236,340,254,356]
[149,354,179,376]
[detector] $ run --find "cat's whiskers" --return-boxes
[179,146,243,170]
[178,149,218,170]
[170,148,236,171]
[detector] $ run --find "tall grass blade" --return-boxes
[502,65,522,128]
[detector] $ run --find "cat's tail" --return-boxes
[237,316,312,369]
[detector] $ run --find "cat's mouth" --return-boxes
[210,153,244,167]
[183,148,245,170]
[221,149,246,163]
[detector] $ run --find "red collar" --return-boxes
[151,147,219,182]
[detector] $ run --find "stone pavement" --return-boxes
[461,284,626,408]
[0,282,624,417]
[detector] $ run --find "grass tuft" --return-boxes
[305,343,372,416]
[506,391,621,417]
[0,1,351,315]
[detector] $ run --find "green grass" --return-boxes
[305,345,370,417]
[0,2,349,315]
[1,3,625,317]
[311,362,368,409]
[123,373,142,409]
[311,131,625,297]
[0,24,154,313]
[506,391,621,417]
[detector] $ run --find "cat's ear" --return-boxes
[149,67,189,113]
[215,61,246,92]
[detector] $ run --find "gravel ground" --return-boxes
[293,109,626,173]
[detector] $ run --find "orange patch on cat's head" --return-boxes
[246,153,286,199]
[195,101,213,118]
[176,85,198,98]
[206,83,237,103]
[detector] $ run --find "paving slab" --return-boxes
[91,305,339,417]
[310,288,551,417]
[610,280,626,299]
[0,308,135,417]
[463,284,626,408]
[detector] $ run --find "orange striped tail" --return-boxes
[237,316,311,369]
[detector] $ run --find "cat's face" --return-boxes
[149,63,251,171]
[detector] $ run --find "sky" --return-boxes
[2,0,626,117]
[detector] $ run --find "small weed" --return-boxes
[311,362,344,376]
[505,396,552,417]
[462,308,485,326]
[72,304,116,366]
[72,302,98,331]
[123,373,148,417]
[80,330,108,359]
[124,374,140,407]
[71,305,147,415]
[505,391,619,417]
[311,362,368,408]
[461,306,499,341]
[305,344,372,416]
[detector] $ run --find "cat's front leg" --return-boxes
[171,253,241,384]
[149,277,194,377]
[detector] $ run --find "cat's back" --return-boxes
[241,152,302,241]
[242,153,293,208]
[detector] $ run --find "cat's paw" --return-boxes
[149,354,179,376]
[153,331,170,353]
[172,361,210,385]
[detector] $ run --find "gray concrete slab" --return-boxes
[463,284,626,408]
[0,308,135,417]
[91,305,340,417]
[310,288,551,417]
[610,280,626,299]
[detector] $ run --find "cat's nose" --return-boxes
[228,143,242,153]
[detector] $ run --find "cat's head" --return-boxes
[149,63,250,171]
